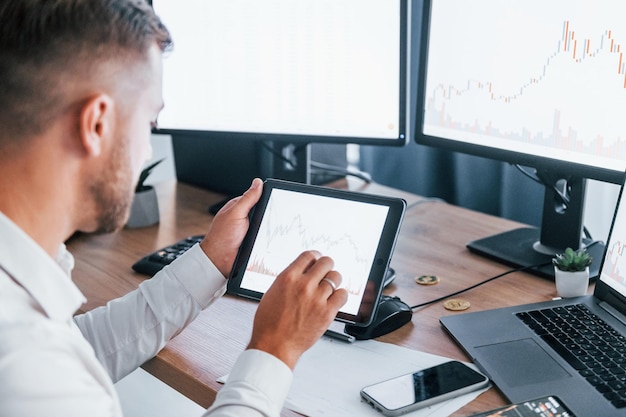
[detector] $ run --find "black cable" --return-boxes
[581,238,603,251]
[409,261,551,311]
[261,142,298,170]
[310,161,373,183]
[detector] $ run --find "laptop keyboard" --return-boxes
[517,304,626,408]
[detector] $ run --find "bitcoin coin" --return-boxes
[443,299,470,311]
[415,275,439,285]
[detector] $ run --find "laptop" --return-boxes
[441,178,626,417]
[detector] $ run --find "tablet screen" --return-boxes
[228,179,406,326]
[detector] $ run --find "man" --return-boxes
[0,1,348,416]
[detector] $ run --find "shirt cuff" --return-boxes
[213,349,293,415]
[166,243,227,309]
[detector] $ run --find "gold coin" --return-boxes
[443,299,471,311]
[415,275,439,285]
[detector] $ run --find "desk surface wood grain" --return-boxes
[67,179,565,416]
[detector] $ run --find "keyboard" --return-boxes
[517,304,626,408]
[132,235,204,276]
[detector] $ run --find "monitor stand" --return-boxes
[260,141,311,184]
[467,173,605,281]
[467,227,604,280]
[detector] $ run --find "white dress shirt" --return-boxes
[0,211,292,417]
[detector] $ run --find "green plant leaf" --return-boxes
[136,158,165,192]
[552,247,593,272]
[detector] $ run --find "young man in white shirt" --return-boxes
[0,1,348,416]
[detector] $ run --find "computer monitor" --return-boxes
[415,0,626,279]
[150,0,409,195]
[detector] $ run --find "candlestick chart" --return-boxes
[423,1,626,170]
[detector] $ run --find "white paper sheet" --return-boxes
[220,337,489,417]
[116,368,205,417]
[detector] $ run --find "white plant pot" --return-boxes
[126,187,160,228]
[554,266,589,298]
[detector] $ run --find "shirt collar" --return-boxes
[0,212,86,321]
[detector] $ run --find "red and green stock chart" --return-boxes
[601,193,626,292]
[240,189,389,316]
[423,0,626,172]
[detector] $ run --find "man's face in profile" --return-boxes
[88,45,164,234]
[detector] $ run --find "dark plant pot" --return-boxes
[126,187,159,228]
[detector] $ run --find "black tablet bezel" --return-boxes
[227,178,406,327]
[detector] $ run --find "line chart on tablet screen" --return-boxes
[423,0,626,168]
[246,213,371,279]
[241,189,389,313]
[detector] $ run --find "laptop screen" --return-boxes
[598,177,626,298]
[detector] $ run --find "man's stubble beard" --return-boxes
[89,135,135,234]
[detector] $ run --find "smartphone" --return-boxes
[360,360,489,416]
[469,395,576,417]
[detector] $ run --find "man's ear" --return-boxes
[79,94,115,157]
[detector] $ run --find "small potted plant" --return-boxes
[126,158,164,228]
[552,247,592,298]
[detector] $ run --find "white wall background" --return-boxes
[144,134,177,185]
[584,180,620,244]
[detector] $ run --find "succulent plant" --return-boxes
[136,158,164,192]
[552,247,593,272]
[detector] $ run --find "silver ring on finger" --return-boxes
[321,277,337,293]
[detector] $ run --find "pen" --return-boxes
[324,329,355,343]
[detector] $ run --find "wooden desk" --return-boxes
[67,179,564,416]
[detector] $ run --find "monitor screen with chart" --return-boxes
[152,0,408,144]
[415,0,626,279]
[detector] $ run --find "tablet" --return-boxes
[227,179,406,326]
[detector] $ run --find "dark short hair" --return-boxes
[0,0,172,141]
